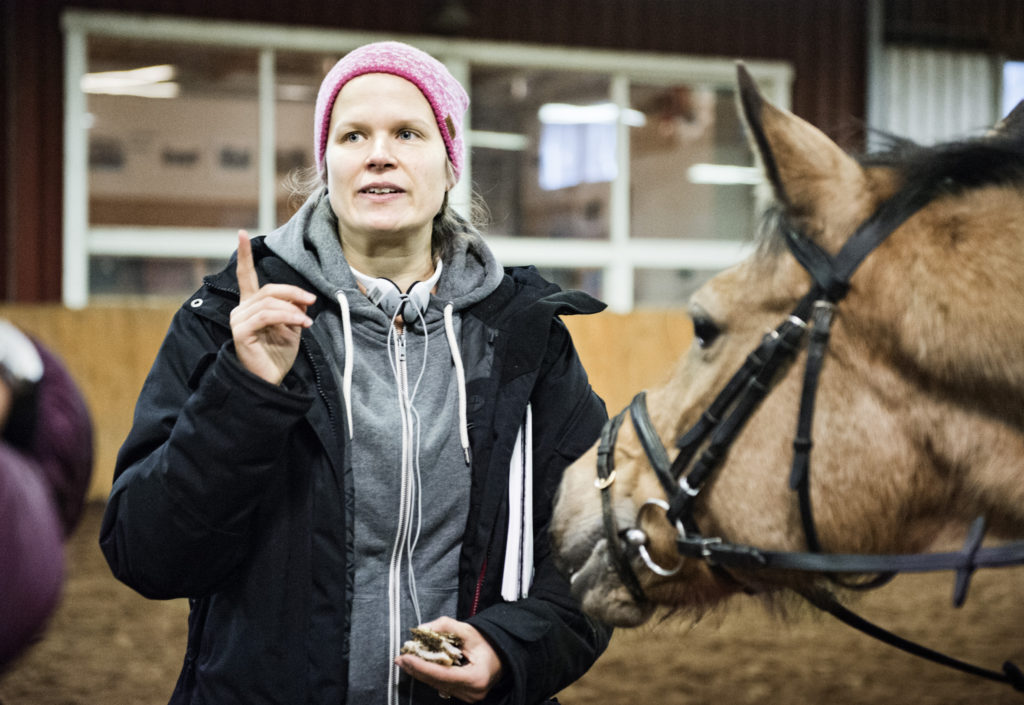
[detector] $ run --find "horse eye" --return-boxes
[692,317,721,348]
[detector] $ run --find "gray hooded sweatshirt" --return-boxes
[265,191,503,704]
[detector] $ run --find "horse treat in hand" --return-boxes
[400,627,465,666]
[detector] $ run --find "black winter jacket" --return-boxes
[100,238,611,704]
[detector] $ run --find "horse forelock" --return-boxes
[752,204,791,260]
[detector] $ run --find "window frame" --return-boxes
[62,9,792,310]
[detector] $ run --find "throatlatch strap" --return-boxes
[789,301,835,552]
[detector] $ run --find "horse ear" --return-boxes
[990,99,1024,139]
[736,63,864,219]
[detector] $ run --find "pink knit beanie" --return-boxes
[314,41,470,182]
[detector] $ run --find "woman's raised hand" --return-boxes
[230,231,316,385]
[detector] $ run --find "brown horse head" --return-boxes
[552,64,1024,627]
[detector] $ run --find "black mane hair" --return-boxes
[859,130,1024,200]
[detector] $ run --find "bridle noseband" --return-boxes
[593,185,1024,692]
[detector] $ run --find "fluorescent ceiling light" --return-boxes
[538,102,646,127]
[82,64,179,99]
[470,130,529,151]
[687,164,762,185]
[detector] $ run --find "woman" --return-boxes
[101,41,610,704]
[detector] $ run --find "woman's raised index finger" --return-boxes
[236,230,260,299]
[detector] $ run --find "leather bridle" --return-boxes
[594,184,1024,692]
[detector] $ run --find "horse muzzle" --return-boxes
[563,534,657,627]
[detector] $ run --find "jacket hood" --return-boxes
[263,189,503,319]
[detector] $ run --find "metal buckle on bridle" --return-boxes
[676,534,726,561]
[811,299,836,329]
[775,313,810,336]
[678,477,699,497]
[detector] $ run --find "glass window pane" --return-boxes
[470,68,611,240]
[89,255,226,301]
[634,267,717,308]
[86,37,260,229]
[629,84,756,241]
[275,51,334,226]
[1004,61,1024,117]
[534,267,603,300]
[73,21,779,308]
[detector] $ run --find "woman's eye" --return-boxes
[692,317,721,348]
[397,129,415,140]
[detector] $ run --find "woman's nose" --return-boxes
[366,136,395,169]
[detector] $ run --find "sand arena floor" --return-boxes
[2,502,1022,705]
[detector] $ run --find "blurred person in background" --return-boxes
[0,320,93,670]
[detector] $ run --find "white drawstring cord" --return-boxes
[443,303,471,465]
[335,291,354,439]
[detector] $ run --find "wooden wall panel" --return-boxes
[565,311,693,414]
[0,305,177,500]
[0,305,692,501]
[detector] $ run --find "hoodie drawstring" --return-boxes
[336,291,354,439]
[443,303,471,466]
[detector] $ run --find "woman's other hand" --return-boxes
[395,616,505,703]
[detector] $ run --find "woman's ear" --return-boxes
[444,160,457,192]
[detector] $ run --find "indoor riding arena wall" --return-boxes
[0,304,693,501]
[0,304,1022,705]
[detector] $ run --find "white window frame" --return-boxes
[62,9,792,310]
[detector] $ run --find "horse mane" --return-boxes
[859,130,1024,196]
[753,129,1024,257]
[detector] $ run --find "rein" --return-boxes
[595,187,1024,693]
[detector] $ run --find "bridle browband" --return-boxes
[594,185,1024,692]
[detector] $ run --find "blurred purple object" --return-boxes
[0,331,93,670]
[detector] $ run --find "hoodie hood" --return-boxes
[264,189,503,320]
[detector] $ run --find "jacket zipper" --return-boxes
[388,327,413,705]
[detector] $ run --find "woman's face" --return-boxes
[325,73,454,247]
